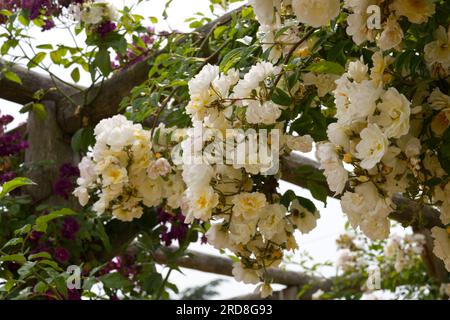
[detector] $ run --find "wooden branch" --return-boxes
[0,59,80,105]
[153,247,332,294]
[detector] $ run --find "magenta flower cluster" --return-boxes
[53,162,79,199]
[0,0,85,30]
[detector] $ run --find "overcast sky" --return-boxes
[0,0,353,299]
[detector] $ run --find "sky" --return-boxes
[0,0,350,299]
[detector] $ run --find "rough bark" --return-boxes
[0,59,80,105]
[24,100,79,204]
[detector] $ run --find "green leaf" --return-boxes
[32,103,47,120]
[438,128,450,175]
[36,44,53,50]
[3,70,22,85]
[29,252,52,261]
[2,237,23,249]
[71,127,95,153]
[306,60,345,75]
[280,190,297,208]
[101,272,133,289]
[296,196,317,214]
[71,67,80,83]
[95,49,111,76]
[18,261,37,278]
[27,52,46,69]
[0,177,35,198]
[307,181,328,205]
[34,208,77,233]
[0,254,26,264]
[272,88,292,106]
[34,281,48,294]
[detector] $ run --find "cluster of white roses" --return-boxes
[336,231,425,274]
[345,0,434,48]
[74,115,184,222]
[318,52,415,240]
[248,0,340,62]
[182,60,319,297]
[318,51,450,269]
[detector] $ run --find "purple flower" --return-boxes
[61,217,80,240]
[53,178,73,199]
[42,19,55,31]
[31,242,51,255]
[0,115,14,125]
[97,21,116,38]
[0,171,16,184]
[59,163,80,178]
[29,230,44,243]
[67,288,81,300]
[0,132,28,156]
[54,247,70,263]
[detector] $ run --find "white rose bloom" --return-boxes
[317,143,348,195]
[370,51,392,87]
[232,263,260,284]
[255,283,273,299]
[347,59,369,83]
[344,0,377,45]
[248,0,281,26]
[302,72,339,97]
[378,15,404,51]
[212,68,239,99]
[80,5,104,25]
[186,64,220,121]
[334,76,382,125]
[112,197,143,222]
[134,175,163,208]
[232,192,267,220]
[259,204,287,240]
[233,61,280,99]
[183,185,219,223]
[356,124,389,170]
[374,87,411,139]
[292,0,340,28]
[102,164,128,187]
[162,173,185,209]
[428,88,450,110]
[147,158,171,180]
[434,183,450,225]
[94,115,140,152]
[431,227,450,272]
[285,134,313,152]
[341,182,392,240]
[390,0,435,24]
[245,100,282,125]
[402,136,421,158]
[258,25,283,63]
[73,186,89,206]
[424,26,450,70]
[182,164,214,189]
[229,214,258,244]
[289,199,320,234]
[440,283,450,297]
[206,222,232,250]
[327,123,350,152]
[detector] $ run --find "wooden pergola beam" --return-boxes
[0,59,81,105]
[153,247,332,298]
